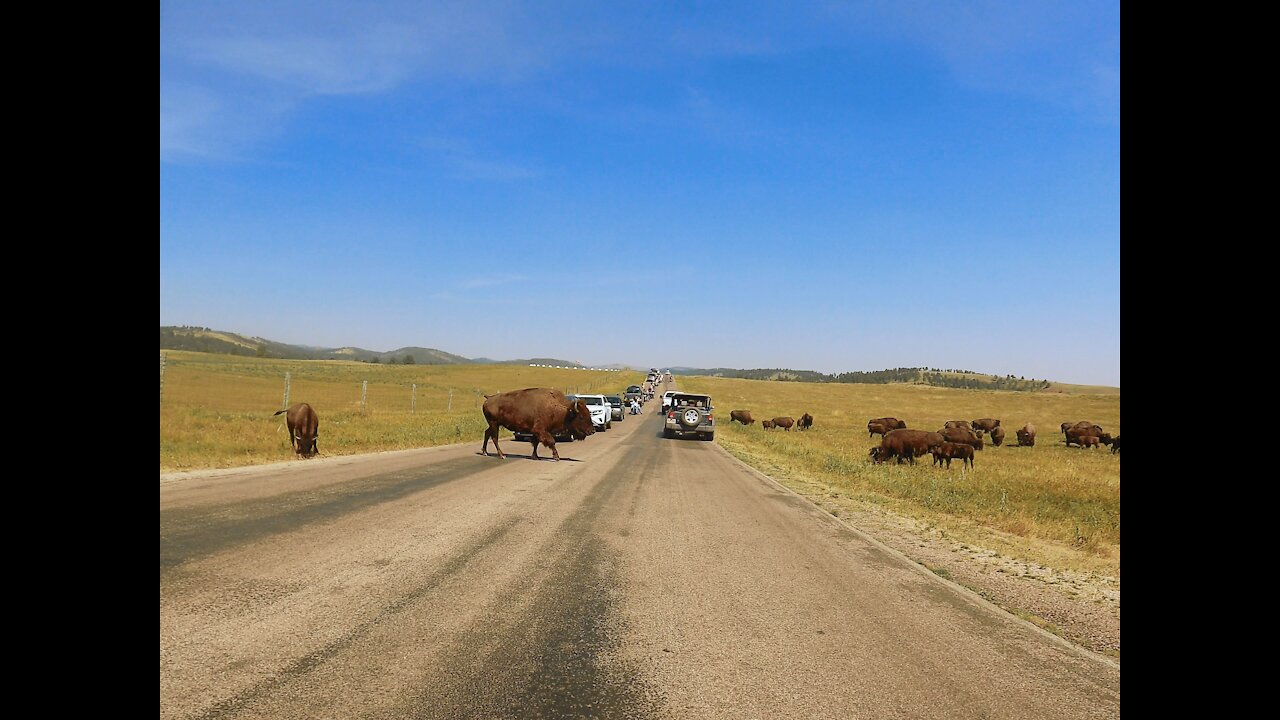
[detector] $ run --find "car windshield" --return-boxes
[606,396,621,404]
[580,397,604,405]
[674,395,710,406]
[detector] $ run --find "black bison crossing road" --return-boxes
[480,388,596,461]
[729,410,755,425]
[273,403,319,457]
[797,413,814,431]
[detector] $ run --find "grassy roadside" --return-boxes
[677,375,1120,577]
[159,351,645,472]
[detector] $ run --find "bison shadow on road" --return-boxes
[474,452,583,462]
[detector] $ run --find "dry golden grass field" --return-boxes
[159,351,645,472]
[675,375,1120,577]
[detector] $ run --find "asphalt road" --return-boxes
[160,391,1119,719]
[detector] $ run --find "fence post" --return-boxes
[411,383,417,414]
[159,352,166,404]
[361,380,368,413]
[448,388,453,412]
[283,372,291,409]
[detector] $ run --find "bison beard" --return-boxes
[480,388,596,461]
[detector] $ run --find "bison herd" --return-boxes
[865,418,1118,467]
[727,410,1118,470]
[271,390,1119,469]
[732,411,814,432]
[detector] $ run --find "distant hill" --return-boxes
[160,327,577,366]
[471,357,585,367]
[670,366,1110,393]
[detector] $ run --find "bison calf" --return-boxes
[762,419,775,430]
[931,441,974,469]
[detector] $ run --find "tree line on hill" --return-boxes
[672,366,1051,391]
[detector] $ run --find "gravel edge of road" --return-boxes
[707,441,1120,671]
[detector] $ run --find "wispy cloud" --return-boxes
[160,1,549,161]
[825,0,1120,121]
[419,136,541,181]
[461,273,526,289]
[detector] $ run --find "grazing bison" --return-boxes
[867,417,907,438]
[480,388,596,461]
[940,426,984,451]
[762,419,775,430]
[932,441,975,469]
[944,420,972,430]
[872,428,946,465]
[797,413,814,431]
[772,416,795,431]
[972,418,1000,436]
[990,427,1006,446]
[274,403,319,457]
[729,410,756,425]
[1064,425,1105,446]
[1062,421,1103,435]
[1016,423,1036,447]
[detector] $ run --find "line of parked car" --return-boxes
[513,372,668,444]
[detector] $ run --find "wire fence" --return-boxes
[159,352,633,417]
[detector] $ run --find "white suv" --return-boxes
[573,394,613,431]
[661,390,678,414]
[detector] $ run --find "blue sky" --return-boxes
[160,1,1120,385]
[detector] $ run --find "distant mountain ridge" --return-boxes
[159,327,581,366]
[161,327,1112,392]
[669,366,1095,393]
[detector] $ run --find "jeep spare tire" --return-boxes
[680,408,701,428]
